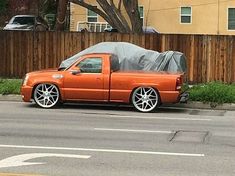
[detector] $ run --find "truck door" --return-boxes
[63,57,105,101]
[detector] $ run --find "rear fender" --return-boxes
[129,85,161,104]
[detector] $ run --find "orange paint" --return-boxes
[21,53,185,111]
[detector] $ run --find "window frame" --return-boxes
[87,9,98,23]
[180,6,192,24]
[138,5,144,27]
[76,57,103,74]
[228,7,235,31]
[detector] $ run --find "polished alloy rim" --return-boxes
[132,87,158,112]
[34,83,59,108]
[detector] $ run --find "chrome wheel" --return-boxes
[132,87,159,112]
[34,83,59,108]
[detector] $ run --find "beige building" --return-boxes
[70,0,235,35]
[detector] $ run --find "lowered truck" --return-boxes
[21,53,188,112]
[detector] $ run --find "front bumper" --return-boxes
[179,92,189,103]
[21,86,33,102]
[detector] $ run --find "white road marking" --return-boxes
[0,153,91,168]
[110,115,212,121]
[0,144,205,157]
[94,128,172,134]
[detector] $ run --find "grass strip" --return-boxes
[0,79,22,95]
[184,82,235,104]
[0,79,235,105]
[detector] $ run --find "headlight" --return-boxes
[22,74,29,86]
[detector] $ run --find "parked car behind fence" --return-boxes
[3,15,49,31]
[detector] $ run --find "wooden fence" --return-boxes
[0,31,235,83]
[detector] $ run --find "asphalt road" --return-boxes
[0,101,234,176]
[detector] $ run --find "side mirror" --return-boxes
[5,21,8,24]
[70,68,81,75]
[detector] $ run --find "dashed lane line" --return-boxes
[94,128,173,134]
[0,173,43,176]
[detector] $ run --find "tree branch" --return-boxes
[109,0,130,32]
[96,0,128,32]
[118,0,122,11]
[123,0,142,33]
[70,0,114,27]
[70,0,136,33]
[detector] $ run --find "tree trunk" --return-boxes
[56,0,68,31]
[96,0,130,33]
[123,0,142,33]
[109,0,130,32]
[69,0,142,33]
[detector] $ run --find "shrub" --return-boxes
[185,82,235,105]
[0,79,22,95]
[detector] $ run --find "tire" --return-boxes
[131,87,159,112]
[33,83,60,108]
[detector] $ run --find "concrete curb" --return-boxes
[0,94,22,102]
[0,94,235,111]
[163,102,235,111]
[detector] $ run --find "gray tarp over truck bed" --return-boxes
[59,42,187,73]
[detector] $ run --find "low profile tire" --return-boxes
[33,83,60,108]
[132,87,159,112]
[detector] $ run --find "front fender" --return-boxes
[29,77,64,100]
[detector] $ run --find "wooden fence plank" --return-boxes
[6,32,11,76]
[0,31,234,83]
[3,31,7,77]
[9,31,14,76]
[232,36,235,82]
[0,31,3,76]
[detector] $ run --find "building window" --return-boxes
[139,6,144,26]
[228,8,235,30]
[87,9,98,22]
[180,7,191,24]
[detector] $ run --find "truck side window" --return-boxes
[76,58,102,73]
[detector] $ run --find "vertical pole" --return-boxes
[217,0,220,35]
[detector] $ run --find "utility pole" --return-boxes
[217,0,220,35]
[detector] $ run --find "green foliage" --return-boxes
[39,0,57,29]
[0,0,8,14]
[186,82,235,104]
[40,0,57,15]
[0,79,22,95]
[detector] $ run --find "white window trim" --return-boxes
[77,21,110,32]
[87,9,98,22]
[227,7,235,31]
[139,5,144,26]
[180,6,192,24]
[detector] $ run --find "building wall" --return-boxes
[70,0,235,35]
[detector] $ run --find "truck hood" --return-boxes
[27,69,59,76]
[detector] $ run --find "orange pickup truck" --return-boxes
[21,53,188,112]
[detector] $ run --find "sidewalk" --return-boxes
[163,101,235,111]
[0,94,235,111]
